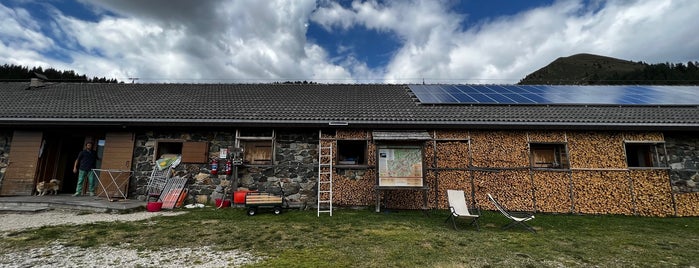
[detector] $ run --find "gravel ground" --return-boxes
[0,210,263,267]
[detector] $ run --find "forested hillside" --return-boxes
[519,54,699,85]
[0,64,119,83]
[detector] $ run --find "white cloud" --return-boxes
[1,0,698,84]
[0,4,54,52]
[313,0,699,84]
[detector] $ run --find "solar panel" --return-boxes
[408,85,699,105]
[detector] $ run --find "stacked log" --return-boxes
[380,186,430,210]
[568,131,626,168]
[527,131,567,143]
[434,130,469,140]
[320,131,334,140]
[431,141,470,209]
[336,129,367,139]
[675,192,699,216]
[334,169,376,206]
[366,141,377,167]
[435,170,471,209]
[532,171,572,213]
[473,170,533,211]
[622,132,664,141]
[572,171,633,215]
[470,131,528,168]
[630,170,674,217]
[436,141,469,168]
[424,142,435,169]
[425,172,439,209]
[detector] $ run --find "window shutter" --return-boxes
[181,142,208,163]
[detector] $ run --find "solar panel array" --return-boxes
[408,84,699,105]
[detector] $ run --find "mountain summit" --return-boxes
[518,53,647,85]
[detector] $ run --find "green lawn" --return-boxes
[2,208,698,267]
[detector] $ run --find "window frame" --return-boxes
[529,142,570,170]
[154,139,208,163]
[336,140,368,166]
[236,129,275,166]
[624,141,664,169]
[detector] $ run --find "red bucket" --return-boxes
[215,198,231,207]
[146,202,163,212]
[234,191,253,204]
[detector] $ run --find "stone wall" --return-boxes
[130,130,318,208]
[664,133,699,193]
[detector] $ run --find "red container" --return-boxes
[215,198,231,207]
[146,202,163,212]
[234,190,256,204]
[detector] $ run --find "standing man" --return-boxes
[73,141,98,196]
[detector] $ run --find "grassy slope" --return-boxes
[1,208,698,267]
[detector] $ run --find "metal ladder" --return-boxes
[317,137,333,217]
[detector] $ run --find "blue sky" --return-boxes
[1,0,698,83]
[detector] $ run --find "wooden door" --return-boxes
[0,131,43,196]
[96,132,135,198]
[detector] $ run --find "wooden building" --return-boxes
[0,80,698,216]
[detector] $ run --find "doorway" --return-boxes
[36,134,92,194]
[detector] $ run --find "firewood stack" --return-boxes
[573,170,633,215]
[532,171,572,213]
[473,170,534,211]
[675,192,699,216]
[336,129,367,139]
[320,128,698,216]
[630,170,674,216]
[622,132,664,141]
[334,169,376,206]
[528,131,567,142]
[568,132,626,168]
[434,141,470,208]
[470,131,529,168]
[434,130,469,140]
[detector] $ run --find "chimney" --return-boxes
[28,72,49,89]
[30,78,45,87]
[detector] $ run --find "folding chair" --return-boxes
[445,190,480,231]
[487,193,536,233]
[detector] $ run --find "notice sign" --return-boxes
[378,147,423,187]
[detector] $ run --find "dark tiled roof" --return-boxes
[0,82,698,130]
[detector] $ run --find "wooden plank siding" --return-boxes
[0,131,42,196]
[96,132,135,198]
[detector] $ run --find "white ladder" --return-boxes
[317,139,333,217]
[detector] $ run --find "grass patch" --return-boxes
[1,208,698,267]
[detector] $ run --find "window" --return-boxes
[625,142,662,168]
[530,143,569,169]
[155,140,208,163]
[337,140,367,165]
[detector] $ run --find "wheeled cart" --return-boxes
[245,192,285,216]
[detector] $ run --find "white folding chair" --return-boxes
[487,193,536,233]
[445,190,480,231]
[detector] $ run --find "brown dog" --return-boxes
[36,179,61,196]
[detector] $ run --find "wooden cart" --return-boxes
[245,192,285,216]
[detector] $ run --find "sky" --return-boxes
[1,0,698,84]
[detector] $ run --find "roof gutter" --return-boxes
[0,118,697,131]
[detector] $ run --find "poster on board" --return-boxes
[378,147,423,187]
